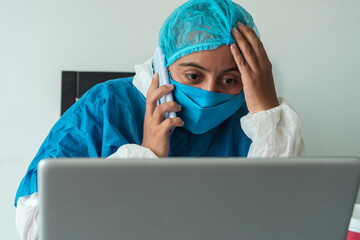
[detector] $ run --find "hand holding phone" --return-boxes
[141,47,184,157]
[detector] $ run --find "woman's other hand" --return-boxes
[230,21,279,114]
[141,73,184,157]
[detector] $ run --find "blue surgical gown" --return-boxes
[15,77,251,206]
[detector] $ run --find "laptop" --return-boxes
[38,157,360,240]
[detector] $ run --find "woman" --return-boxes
[15,0,305,239]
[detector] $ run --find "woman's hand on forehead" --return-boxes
[230,21,279,114]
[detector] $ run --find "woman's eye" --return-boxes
[223,78,236,85]
[185,74,200,81]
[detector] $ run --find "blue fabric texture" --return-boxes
[14,77,251,206]
[159,0,259,67]
[170,77,245,134]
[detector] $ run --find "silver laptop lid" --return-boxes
[39,157,360,240]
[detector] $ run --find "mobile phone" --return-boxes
[152,46,176,119]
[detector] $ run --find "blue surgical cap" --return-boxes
[159,0,260,67]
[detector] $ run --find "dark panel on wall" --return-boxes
[61,71,77,116]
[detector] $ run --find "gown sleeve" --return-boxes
[15,193,39,240]
[240,97,306,157]
[15,84,109,207]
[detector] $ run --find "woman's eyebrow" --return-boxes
[178,62,209,72]
[222,67,239,73]
[178,62,239,73]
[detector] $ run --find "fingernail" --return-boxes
[177,104,182,110]
[237,21,244,27]
[231,43,237,49]
[166,84,173,88]
[232,27,238,33]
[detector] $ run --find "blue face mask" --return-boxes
[169,77,245,134]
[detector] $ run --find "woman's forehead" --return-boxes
[171,45,237,70]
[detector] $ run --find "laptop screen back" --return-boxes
[39,157,360,240]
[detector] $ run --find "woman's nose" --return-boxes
[202,78,220,92]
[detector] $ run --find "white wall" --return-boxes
[241,0,360,157]
[1,0,359,238]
